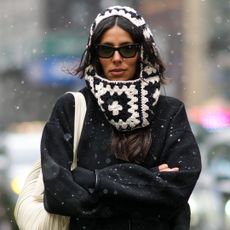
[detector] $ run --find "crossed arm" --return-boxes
[41,94,201,220]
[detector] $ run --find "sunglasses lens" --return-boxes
[98,46,114,58]
[119,45,138,58]
[97,44,139,58]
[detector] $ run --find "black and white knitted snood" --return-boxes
[85,6,161,132]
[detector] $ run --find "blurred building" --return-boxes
[0,0,230,130]
[0,0,46,130]
[0,0,45,71]
[182,0,210,107]
[137,0,184,98]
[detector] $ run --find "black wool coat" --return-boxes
[41,87,201,230]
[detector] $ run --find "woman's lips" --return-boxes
[110,69,126,76]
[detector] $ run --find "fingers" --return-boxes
[158,164,168,171]
[158,164,179,172]
[167,167,179,172]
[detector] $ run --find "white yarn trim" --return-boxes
[94,6,146,28]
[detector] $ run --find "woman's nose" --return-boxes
[112,50,123,62]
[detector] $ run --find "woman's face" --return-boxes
[98,25,139,81]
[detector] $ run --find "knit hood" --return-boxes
[85,6,161,132]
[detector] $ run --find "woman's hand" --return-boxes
[158,164,179,172]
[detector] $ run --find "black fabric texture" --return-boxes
[40,87,201,230]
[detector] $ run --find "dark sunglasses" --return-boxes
[96,44,140,58]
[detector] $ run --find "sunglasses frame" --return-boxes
[96,43,140,58]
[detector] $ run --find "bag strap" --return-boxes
[34,92,86,196]
[67,92,86,170]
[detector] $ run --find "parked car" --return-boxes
[204,128,230,229]
[189,169,225,230]
[0,133,13,230]
[0,122,43,229]
[189,123,226,230]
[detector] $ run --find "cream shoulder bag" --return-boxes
[14,92,86,230]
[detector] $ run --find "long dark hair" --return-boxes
[111,127,152,163]
[73,16,166,163]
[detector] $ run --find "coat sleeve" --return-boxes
[41,93,101,217]
[72,102,201,220]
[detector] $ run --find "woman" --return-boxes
[41,6,201,230]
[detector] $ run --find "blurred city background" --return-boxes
[0,0,230,229]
